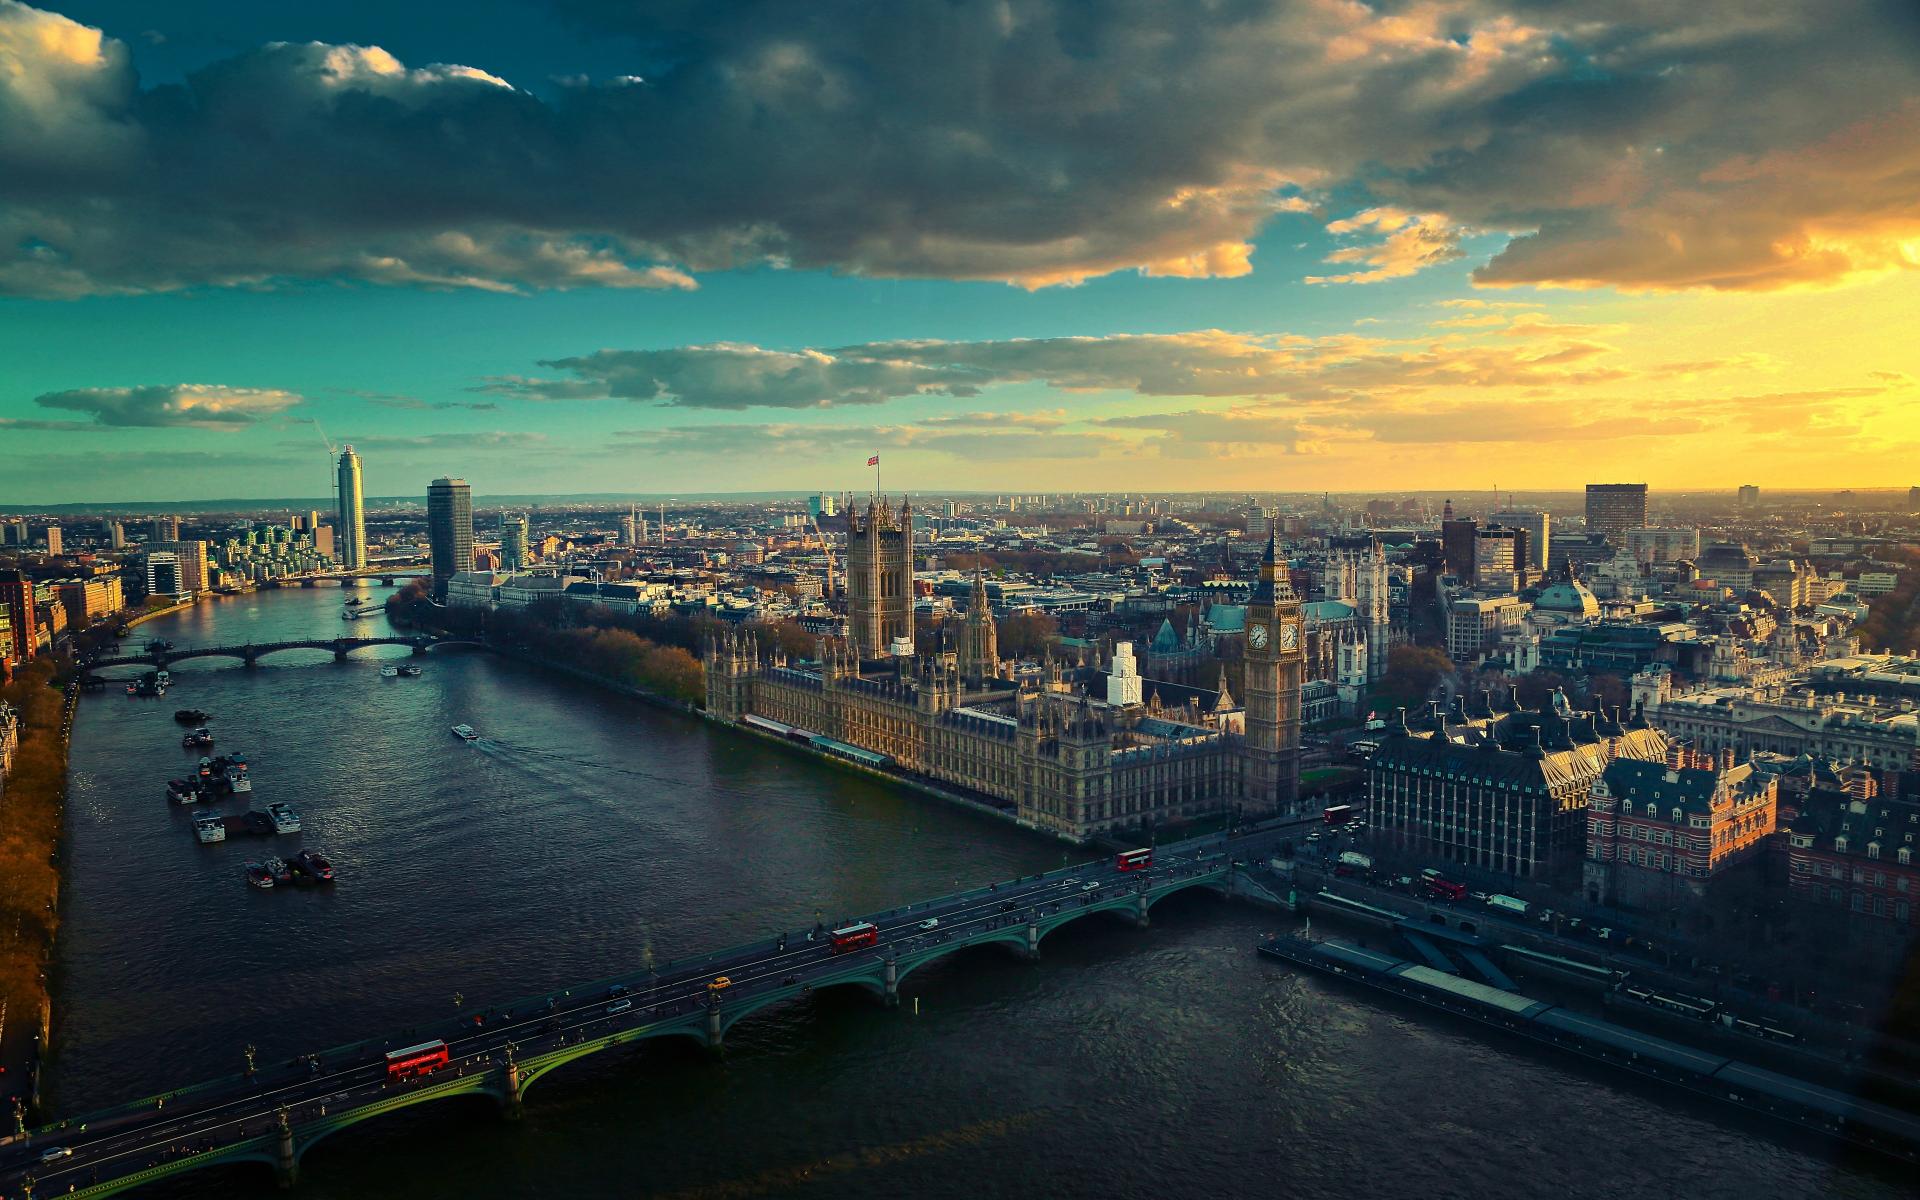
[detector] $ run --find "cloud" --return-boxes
[4,1,1918,296]
[33,383,302,428]
[615,419,1125,462]
[482,343,989,409]
[1307,208,1465,285]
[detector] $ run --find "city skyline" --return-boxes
[3,1,1918,502]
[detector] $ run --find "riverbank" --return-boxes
[0,660,74,1117]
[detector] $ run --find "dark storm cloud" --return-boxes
[2,0,1917,297]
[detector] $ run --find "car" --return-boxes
[1566,917,1583,932]
[606,998,633,1014]
[1305,832,1321,843]
[40,1147,73,1164]
[1081,882,1101,892]
[1595,926,1613,940]
[1394,875,1414,888]
[1062,878,1079,886]
[917,918,940,930]
[607,984,631,999]
[708,975,733,991]
[1469,891,1490,903]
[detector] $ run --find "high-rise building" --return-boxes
[314,525,335,559]
[0,571,37,664]
[845,496,914,658]
[500,512,529,572]
[1441,511,1477,581]
[336,446,368,570]
[1585,483,1648,539]
[44,525,62,555]
[1488,509,1549,571]
[107,520,126,550]
[428,478,475,600]
[1737,484,1760,508]
[1909,485,1919,512]
[1242,527,1305,814]
[0,519,22,546]
[1472,527,1519,588]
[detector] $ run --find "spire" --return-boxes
[971,566,990,613]
[1213,665,1235,711]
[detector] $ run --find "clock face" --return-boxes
[1278,621,1299,651]
[1248,623,1268,649]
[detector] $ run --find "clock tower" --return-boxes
[1243,527,1303,813]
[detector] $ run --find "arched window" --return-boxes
[1835,836,1849,854]
[1646,803,1658,817]
[1868,843,1881,860]
[1900,847,1912,866]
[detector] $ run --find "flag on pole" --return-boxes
[867,455,880,466]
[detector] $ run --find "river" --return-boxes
[51,585,1905,1198]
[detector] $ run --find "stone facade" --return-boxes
[1583,746,1778,906]
[845,497,914,659]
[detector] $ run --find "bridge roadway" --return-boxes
[0,822,1301,1198]
[83,636,478,671]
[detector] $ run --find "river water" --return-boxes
[52,586,1905,1199]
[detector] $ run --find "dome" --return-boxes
[1534,579,1600,617]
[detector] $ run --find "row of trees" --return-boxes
[0,658,69,1085]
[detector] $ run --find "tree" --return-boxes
[999,612,1059,660]
[1373,644,1455,714]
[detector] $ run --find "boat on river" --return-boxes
[267,802,301,834]
[379,665,400,678]
[244,862,274,890]
[193,814,226,844]
[292,850,335,883]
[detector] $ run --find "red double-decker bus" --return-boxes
[1322,804,1355,826]
[384,1040,450,1079]
[1424,877,1468,902]
[830,922,879,954]
[1115,848,1152,872]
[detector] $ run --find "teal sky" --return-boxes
[3,1,1917,503]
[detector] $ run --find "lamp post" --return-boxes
[244,1043,257,1078]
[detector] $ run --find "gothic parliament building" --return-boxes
[706,497,1306,842]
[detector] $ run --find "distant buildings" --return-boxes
[1625,526,1701,564]
[1738,484,1760,508]
[336,446,368,570]
[1585,482,1648,539]
[44,525,61,556]
[428,477,474,600]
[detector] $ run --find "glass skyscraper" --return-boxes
[335,446,367,570]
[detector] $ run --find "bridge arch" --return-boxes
[715,973,888,1037]
[892,932,1035,990]
[292,1080,499,1167]
[515,1022,710,1098]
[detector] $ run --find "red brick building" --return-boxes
[1583,744,1778,906]
[1782,769,1920,933]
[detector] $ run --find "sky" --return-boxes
[2,0,1918,504]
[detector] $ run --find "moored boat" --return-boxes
[266,801,301,833]
[193,814,226,844]
[264,856,293,885]
[244,862,274,889]
[292,849,335,882]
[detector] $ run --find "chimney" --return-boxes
[1720,746,1735,772]
[1667,742,1686,769]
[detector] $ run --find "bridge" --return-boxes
[82,637,482,672]
[264,572,428,589]
[0,824,1297,1197]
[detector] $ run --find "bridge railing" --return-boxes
[29,825,1260,1134]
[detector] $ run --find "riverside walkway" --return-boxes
[0,823,1298,1197]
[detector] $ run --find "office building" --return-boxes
[1585,483,1648,539]
[314,525,335,559]
[44,525,62,556]
[1447,594,1529,664]
[1488,509,1549,571]
[145,551,182,598]
[145,541,210,594]
[336,446,368,570]
[1472,527,1519,589]
[428,477,475,600]
[1368,699,1669,880]
[1441,512,1477,581]
[500,513,529,572]
[150,515,181,542]
[1738,484,1760,508]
